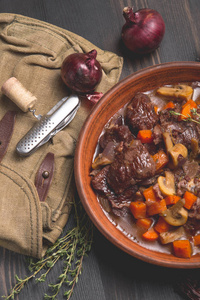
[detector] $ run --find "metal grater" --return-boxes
[16,94,80,156]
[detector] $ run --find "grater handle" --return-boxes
[1,77,37,112]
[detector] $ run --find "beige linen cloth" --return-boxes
[0,13,123,258]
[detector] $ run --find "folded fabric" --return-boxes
[0,13,123,258]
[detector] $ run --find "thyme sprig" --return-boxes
[169,108,200,125]
[2,197,93,300]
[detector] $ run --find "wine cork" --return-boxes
[1,77,37,112]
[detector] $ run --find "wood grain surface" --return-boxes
[0,0,200,299]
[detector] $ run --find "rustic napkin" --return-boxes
[0,13,123,258]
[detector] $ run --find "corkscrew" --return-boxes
[1,77,80,156]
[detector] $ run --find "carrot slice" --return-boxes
[182,99,197,109]
[136,218,153,231]
[165,195,181,205]
[179,99,197,120]
[194,234,200,246]
[154,106,159,114]
[154,216,170,233]
[183,191,197,210]
[130,201,147,219]
[137,130,153,143]
[146,199,167,216]
[143,186,159,202]
[142,228,159,242]
[164,101,175,110]
[173,240,192,258]
[153,150,169,171]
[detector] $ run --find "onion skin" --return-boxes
[122,7,165,54]
[61,49,102,93]
[85,92,103,104]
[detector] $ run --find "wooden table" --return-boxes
[0,0,200,299]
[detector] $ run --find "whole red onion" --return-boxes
[61,49,102,93]
[122,7,165,54]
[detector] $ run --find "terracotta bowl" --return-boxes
[74,61,200,268]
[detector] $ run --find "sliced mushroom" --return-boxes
[168,143,188,168]
[190,138,199,159]
[162,132,188,168]
[157,85,193,101]
[160,198,188,226]
[163,132,174,154]
[158,171,175,196]
[159,226,185,244]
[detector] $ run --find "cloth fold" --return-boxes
[0,13,123,258]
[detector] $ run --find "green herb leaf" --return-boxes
[169,109,200,125]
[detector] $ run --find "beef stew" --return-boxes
[91,82,200,258]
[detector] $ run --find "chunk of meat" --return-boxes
[107,185,138,210]
[176,179,188,197]
[153,183,163,200]
[184,198,200,235]
[172,123,200,149]
[91,165,110,194]
[194,178,200,197]
[152,124,163,145]
[125,92,158,131]
[160,110,200,149]
[107,140,156,194]
[91,165,138,212]
[99,124,133,149]
[106,153,136,195]
[188,198,200,220]
[183,160,199,180]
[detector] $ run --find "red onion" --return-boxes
[61,49,102,93]
[122,7,165,54]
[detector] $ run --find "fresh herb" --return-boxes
[169,108,200,125]
[2,197,93,300]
